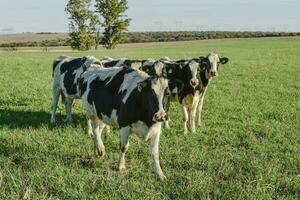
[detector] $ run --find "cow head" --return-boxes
[180,60,200,88]
[137,77,171,122]
[199,53,229,78]
[123,59,143,70]
[140,60,167,77]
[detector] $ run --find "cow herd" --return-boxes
[50,53,229,180]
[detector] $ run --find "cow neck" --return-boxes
[199,69,210,88]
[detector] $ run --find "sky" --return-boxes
[0,0,299,33]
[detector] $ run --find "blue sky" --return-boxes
[0,0,299,33]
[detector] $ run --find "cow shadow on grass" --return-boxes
[0,108,86,130]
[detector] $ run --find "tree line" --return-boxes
[1,31,299,49]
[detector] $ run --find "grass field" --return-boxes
[0,38,299,199]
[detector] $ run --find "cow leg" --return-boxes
[163,96,170,129]
[164,120,170,129]
[118,127,130,171]
[182,104,189,135]
[150,124,166,181]
[190,94,200,133]
[64,97,74,122]
[91,119,106,158]
[50,85,60,124]
[196,94,205,126]
[87,118,93,136]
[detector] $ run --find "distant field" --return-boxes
[0,33,68,44]
[0,38,299,199]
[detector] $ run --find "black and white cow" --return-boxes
[193,53,229,127]
[50,55,102,124]
[78,67,182,180]
[155,53,229,134]
[142,58,200,131]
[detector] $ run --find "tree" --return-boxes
[65,0,98,50]
[95,0,130,49]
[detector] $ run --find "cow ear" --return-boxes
[199,56,206,61]
[141,66,148,73]
[193,58,200,63]
[169,80,184,94]
[220,57,229,64]
[137,80,149,92]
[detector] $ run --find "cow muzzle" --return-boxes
[153,111,168,122]
[190,79,199,87]
[210,71,218,77]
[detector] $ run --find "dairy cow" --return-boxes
[141,58,200,129]
[50,55,102,124]
[78,67,182,180]
[193,53,229,128]
[168,53,229,133]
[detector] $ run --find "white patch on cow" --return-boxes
[131,120,162,141]
[189,60,200,87]
[159,57,171,62]
[143,59,155,66]
[154,61,165,76]
[119,70,149,103]
[131,62,142,70]
[72,67,84,85]
[131,120,150,139]
[208,53,220,75]
[171,87,178,94]
[102,56,114,61]
[151,77,168,118]
[167,68,173,74]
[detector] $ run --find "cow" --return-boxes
[142,58,201,130]
[193,53,229,129]
[170,53,229,134]
[154,53,229,134]
[50,55,102,124]
[78,66,183,180]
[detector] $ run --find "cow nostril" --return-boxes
[190,80,197,86]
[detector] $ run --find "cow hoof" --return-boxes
[87,130,93,137]
[157,173,167,181]
[95,149,105,159]
[165,124,170,129]
[119,165,126,171]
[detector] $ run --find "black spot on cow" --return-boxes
[60,57,88,75]
[103,60,120,68]
[163,62,195,103]
[78,77,87,97]
[87,67,135,122]
[118,78,160,128]
[199,70,209,87]
[61,57,89,95]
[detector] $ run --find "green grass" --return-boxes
[0,38,299,199]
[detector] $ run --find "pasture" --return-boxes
[0,38,299,199]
